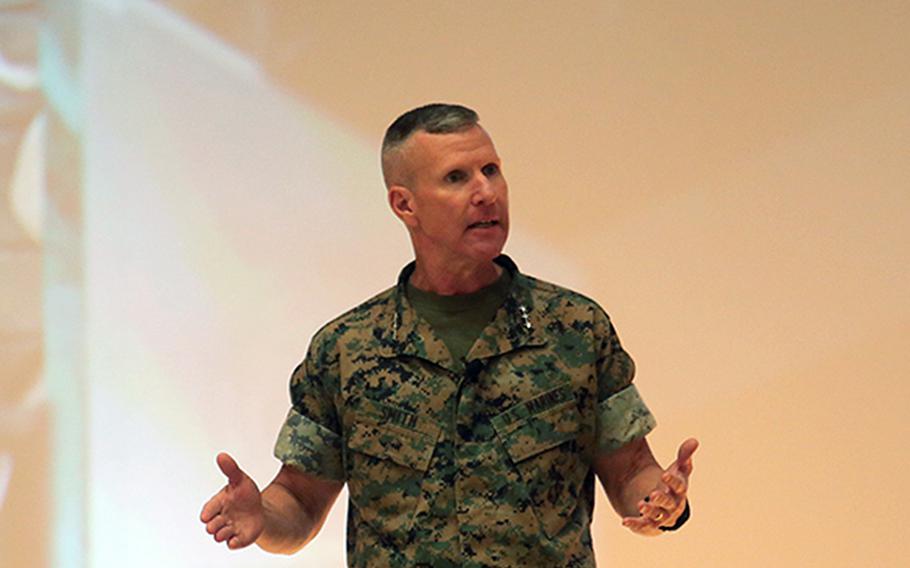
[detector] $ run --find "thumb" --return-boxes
[216,452,246,487]
[675,438,699,475]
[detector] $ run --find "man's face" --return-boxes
[394,125,509,268]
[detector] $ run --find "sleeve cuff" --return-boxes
[596,384,657,452]
[273,407,345,481]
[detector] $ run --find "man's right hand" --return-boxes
[200,452,265,549]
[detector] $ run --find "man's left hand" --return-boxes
[622,438,699,535]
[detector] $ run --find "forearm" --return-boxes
[255,482,321,554]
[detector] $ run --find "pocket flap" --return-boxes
[493,385,580,463]
[347,397,440,472]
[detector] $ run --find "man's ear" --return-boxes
[388,185,418,227]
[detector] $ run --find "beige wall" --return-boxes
[2,1,906,566]
[158,2,910,565]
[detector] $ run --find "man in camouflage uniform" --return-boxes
[201,104,698,566]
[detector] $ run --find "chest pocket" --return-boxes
[344,396,441,540]
[492,384,586,538]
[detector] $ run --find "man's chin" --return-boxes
[464,240,508,263]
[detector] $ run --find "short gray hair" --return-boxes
[381,103,479,187]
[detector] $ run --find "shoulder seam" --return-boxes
[310,285,397,341]
[517,273,605,310]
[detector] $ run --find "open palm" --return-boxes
[200,453,265,549]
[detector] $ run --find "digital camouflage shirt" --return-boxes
[274,255,656,567]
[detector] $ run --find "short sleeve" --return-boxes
[273,339,345,481]
[592,307,656,452]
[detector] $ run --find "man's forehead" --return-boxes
[406,125,499,166]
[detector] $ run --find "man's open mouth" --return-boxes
[468,220,499,229]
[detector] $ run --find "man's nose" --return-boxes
[470,175,497,206]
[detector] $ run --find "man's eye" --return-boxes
[445,171,466,183]
[482,163,500,177]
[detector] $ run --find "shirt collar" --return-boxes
[384,255,547,370]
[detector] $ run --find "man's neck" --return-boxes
[409,257,503,296]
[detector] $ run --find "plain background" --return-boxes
[1,1,907,566]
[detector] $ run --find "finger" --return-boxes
[214,524,236,543]
[639,503,665,523]
[662,471,687,495]
[622,516,649,529]
[200,492,224,523]
[622,515,660,535]
[675,438,699,476]
[647,490,676,510]
[622,520,650,534]
[228,535,244,549]
[216,452,245,487]
[205,515,228,535]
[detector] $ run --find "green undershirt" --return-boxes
[407,270,512,365]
